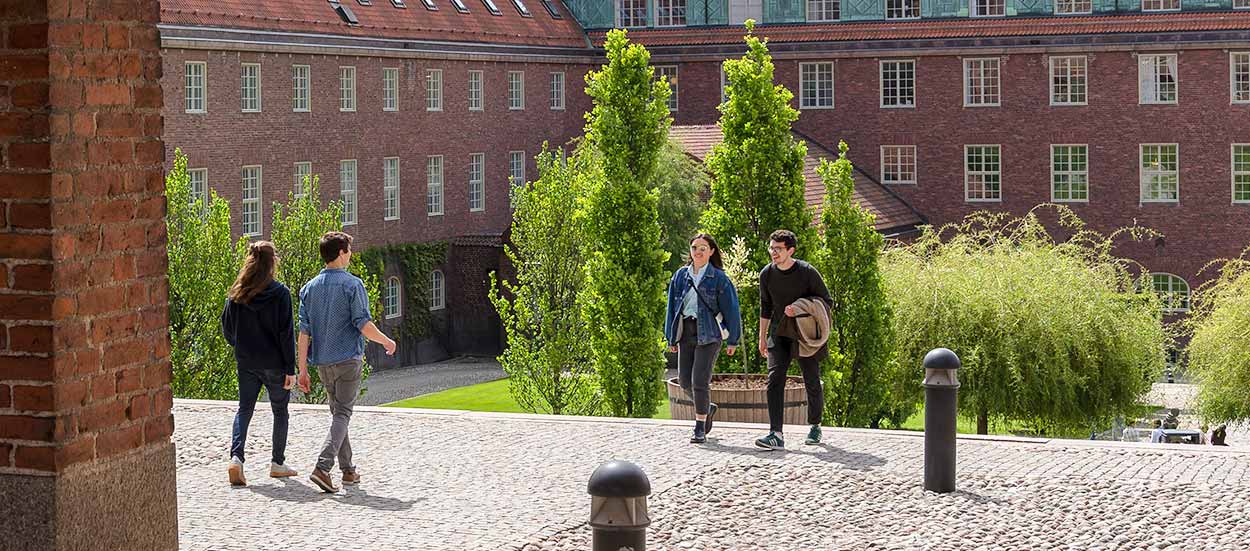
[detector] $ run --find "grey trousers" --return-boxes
[677,318,721,416]
[316,358,361,473]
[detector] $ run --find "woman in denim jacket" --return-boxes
[664,233,743,443]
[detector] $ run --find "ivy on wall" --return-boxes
[358,242,449,340]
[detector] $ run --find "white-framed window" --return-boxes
[799,62,834,109]
[509,150,525,209]
[385,277,402,319]
[468,70,484,111]
[885,0,919,19]
[427,155,444,216]
[965,145,1001,202]
[720,63,730,104]
[617,0,646,27]
[188,168,209,206]
[241,166,262,236]
[1232,144,1250,203]
[292,64,310,112]
[807,0,839,21]
[512,0,532,16]
[508,71,525,110]
[483,0,503,14]
[1151,273,1190,313]
[1051,144,1089,202]
[1050,56,1088,106]
[550,72,565,110]
[426,69,443,111]
[971,0,1005,16]
[880,146,917,185]
[1140,144,1179,203]
[1054,0,1092,13]
[1237,0,1250,8]
[655,65,679,111]
[1232,52,1250,104]
[655,0,686,26]
[383,157,400,220]
[340,66,357,111]
[383,67,399,111]
[880,60,915,108]
[241,63,261,112]
[1138,54,1177,104]
[185,61,206,113]
[293,161,311,199]
[469,153,485,212]
[1141,0,1179,11]
[963,58,1000,107]
[429,270,446,311]
[340,160,358,225]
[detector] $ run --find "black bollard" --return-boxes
[587,460,651,551]
[923,348,961,493]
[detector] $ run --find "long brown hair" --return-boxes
[229,241,277,304]
[689,233,724,270]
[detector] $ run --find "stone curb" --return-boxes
[173,398,1250,454]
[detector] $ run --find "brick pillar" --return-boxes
[0,1,177,549]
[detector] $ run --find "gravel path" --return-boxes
[357,356,505,406]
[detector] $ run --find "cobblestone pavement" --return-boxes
[358,356,506,406]
[174,401,1250,551]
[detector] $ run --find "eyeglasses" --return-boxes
[689,245,711,252]
[768,246,790,254]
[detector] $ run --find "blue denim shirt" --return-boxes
[298,268,371,367]
[664,264,743,347]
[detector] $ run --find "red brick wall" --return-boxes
[1,0,171,475]
[673,49,1250,289]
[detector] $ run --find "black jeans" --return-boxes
[766,336,823,433]
[677,318,721,416]
[230,368,291,465]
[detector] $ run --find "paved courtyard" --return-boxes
[174,400,1250,550]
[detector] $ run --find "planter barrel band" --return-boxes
[666,397,806,409]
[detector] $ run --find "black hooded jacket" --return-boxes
[221,280,296,375]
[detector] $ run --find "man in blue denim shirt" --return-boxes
[297,231,396,493]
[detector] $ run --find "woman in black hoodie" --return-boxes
[221,241,297,486]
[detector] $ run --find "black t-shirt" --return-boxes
[759,259,832,342]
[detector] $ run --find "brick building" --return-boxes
[160,0,1250,364]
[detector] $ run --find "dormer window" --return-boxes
[451,0,470,11]
[482,0,502,14]
[541,0,562,17]
[512,0,532,16]
[421,0,438,9]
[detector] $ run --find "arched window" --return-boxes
[1151,272,1190,313]
[429,270,445,311]
[384,277,401,319]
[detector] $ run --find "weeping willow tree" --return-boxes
[881,206,1168,434]
[1187,248,1250,426]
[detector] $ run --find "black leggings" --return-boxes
[677,319,720,416]
[766,336,823,432]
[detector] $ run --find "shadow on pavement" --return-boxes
[698,439,888,471]
[243,478,424,511]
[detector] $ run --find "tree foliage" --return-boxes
[701,21,816,372]
[166,148,246,399]
[813,142,899,428]
[491,146,602,416]
[579,29,671,417]
[1187,248,1250,426]
[653,139,710,272]
[880,206,1167,434]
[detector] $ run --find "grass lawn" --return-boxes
[385,378,672,419]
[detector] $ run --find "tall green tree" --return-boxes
[880,207,1167,434]
[701,20,816,372]
[813,142,898,428]
[491,146,601,415]
[653,139,710,272]
[166,148,246,399]
[1186,249,1250,425]
[579,29,671,417]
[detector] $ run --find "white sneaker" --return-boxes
[269,462,298,478]
[228,457,246,486]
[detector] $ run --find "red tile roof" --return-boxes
[160,0,589,48]
[669,125,924,235]
[590,11,1250,47]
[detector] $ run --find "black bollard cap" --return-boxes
[923,348,961,371]
[587,460,651,498]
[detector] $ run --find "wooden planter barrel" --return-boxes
[666,373,807,425]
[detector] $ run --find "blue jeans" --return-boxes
[230,369,291,465]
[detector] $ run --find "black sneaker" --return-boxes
[754,432,784,450]
[690,427,706,444]
[705,403,718,435]
[805,425,822,445]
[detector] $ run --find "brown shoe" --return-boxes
[310,468,338,493]
[228,457,246,487]
[341,469,360,485]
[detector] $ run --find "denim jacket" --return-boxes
[664,264,743,347]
